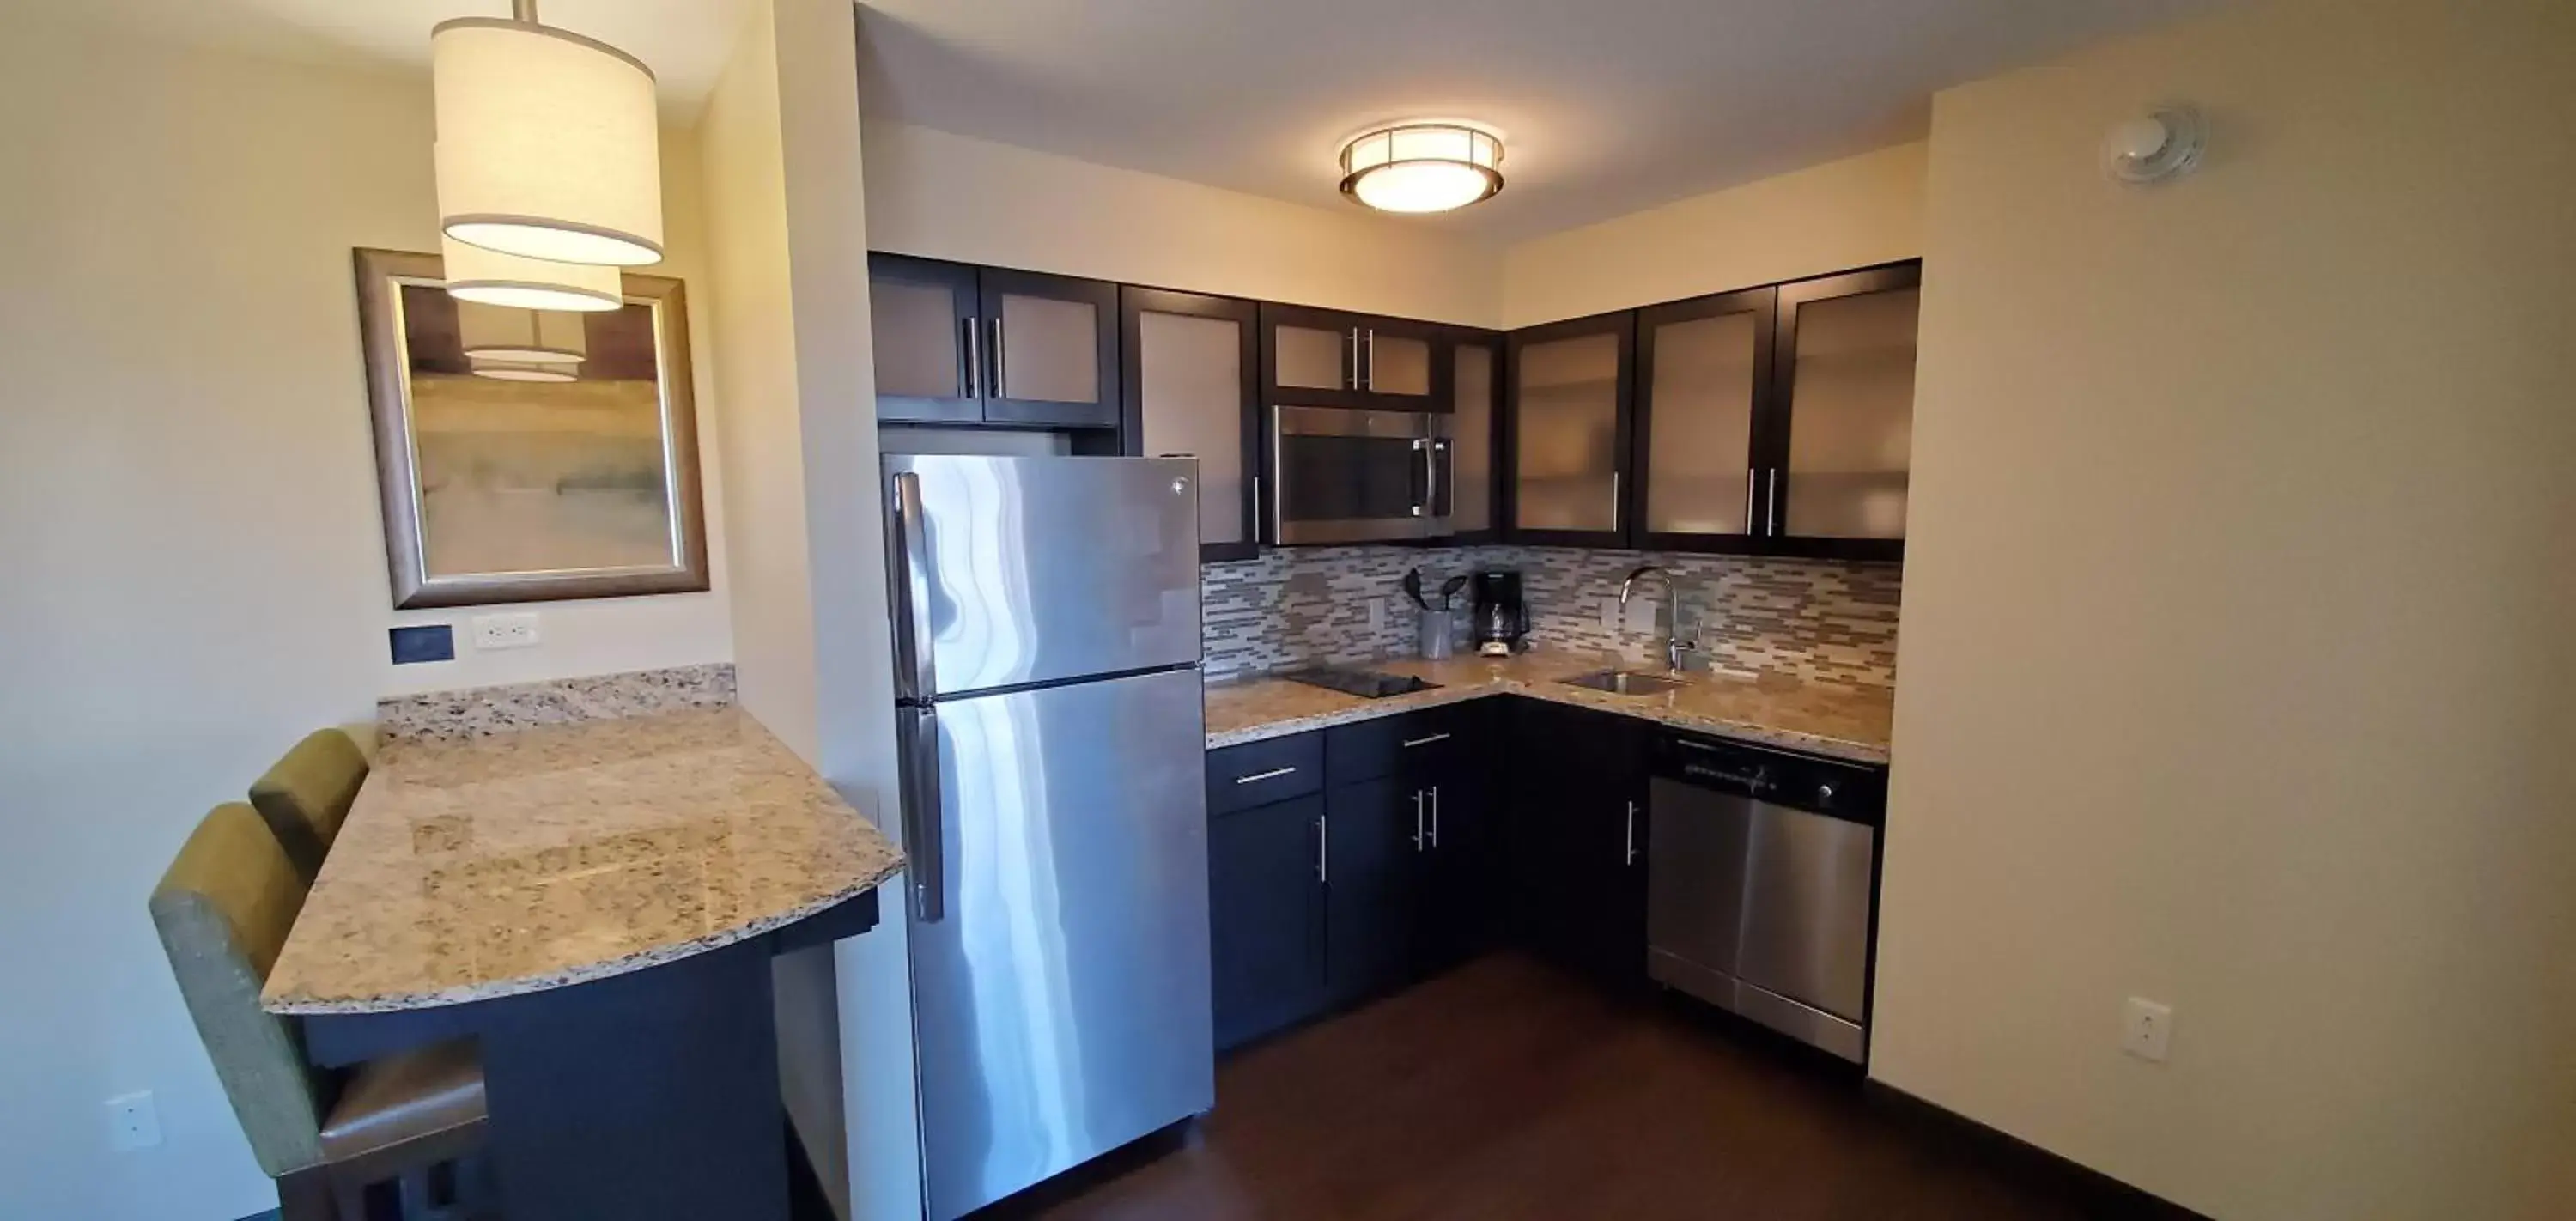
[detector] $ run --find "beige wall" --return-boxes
[1875,1,2576,1218]
[0,16,733,1221]
[1499,142,1926,328]
[860,120,1502,327]
[703,3,920,1218]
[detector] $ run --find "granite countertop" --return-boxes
[264,706,904,1016]
[1205,650,1893,764]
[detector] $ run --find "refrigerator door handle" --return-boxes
[889,471,939,702]
[901,707,945,923]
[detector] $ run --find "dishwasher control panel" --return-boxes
[1651,733,1886,826]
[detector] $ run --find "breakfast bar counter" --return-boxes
[264,697,902,1221]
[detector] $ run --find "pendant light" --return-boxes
[433,0,664,266]
[442,235,624,313]
[1339,122,1505,214]
[457,300,589,367]
[468,355,580,383]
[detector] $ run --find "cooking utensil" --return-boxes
[1437,574,1467,610]
[1401,568,1428,610]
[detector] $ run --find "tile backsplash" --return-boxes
[1201,545,1900,689]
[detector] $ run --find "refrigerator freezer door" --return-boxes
[908,666,1213,1220]
[884,455,1202,699]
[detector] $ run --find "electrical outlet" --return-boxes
[106,1091,161,1151]
[1600,595,1622,632]
[1366,598,1386,632]
[1623,596,1659,632]
[2123,997,2173,1063]
[471,611,541,651]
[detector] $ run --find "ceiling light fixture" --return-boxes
[433,0,665,266]
[1339,121,1504,214]
[441,236,625,313]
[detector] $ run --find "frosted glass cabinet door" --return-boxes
[1507,314,1633,542]
[1273,324,1349,392]
[1450,337,1497,536]
[1636,287,1773,545]
[1775,267,1920,544]
[981,268,1121,428]
[1126,287,1260,559]
[1362,329,1432,398]
[868,253,981,424]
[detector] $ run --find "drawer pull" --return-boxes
[1232,766,1299,785]
[1400,732,1453,749]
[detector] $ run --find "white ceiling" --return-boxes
[856,0,2230,240]
[61,0,750,110]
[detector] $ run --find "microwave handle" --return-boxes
[1426,438,1452,519]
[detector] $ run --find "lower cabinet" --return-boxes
[1208,793,1328,1051]
[1206,697,1655,1054]
[1207,703,1497,1053]
[1501,697,1651,987]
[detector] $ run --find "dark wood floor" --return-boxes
[991,954,2107,1221]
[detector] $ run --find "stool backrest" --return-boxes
[247,729,369,884]
[149,802,325,1175]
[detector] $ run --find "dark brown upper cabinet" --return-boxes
[868,253,1121,430]
[1766,263,1920,562]
[1259,304,1449,413]
[1121,286,1263,562]
[1631,286,1777,554]
[1446,327,1504,544]
[1504,259,1920,560]
[1503,311,1636,549]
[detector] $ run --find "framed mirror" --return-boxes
[353,247,708,609]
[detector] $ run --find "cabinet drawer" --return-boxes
[1207,732,1324,815]
[1325,702,1479,787]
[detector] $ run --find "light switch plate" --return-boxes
[106,1091,161,1151]
[471,611,541,651]
[2123,997,2173,1062]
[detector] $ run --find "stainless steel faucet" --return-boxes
[1618,565,1699,672]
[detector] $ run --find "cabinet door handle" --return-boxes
[989,316,1006,398]
[1232,766,1297,785]
[1768,468,1785,537]
[1624,799,1637,866]
[1250,475,1264,545]
[1611,471,1622,532]
[1316,814,1329,883]
[1743,466,1758,535]
[1429,785,1440,848]
[1400,732,1451,749]
[1364,328,1377,391]
[961,317,980,399]
[1346,329,1361,390]
[1413,790,1425,852]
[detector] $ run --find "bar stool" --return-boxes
[150,802,488,1219]
[246,727,372,884]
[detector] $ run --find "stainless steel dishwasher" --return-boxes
[1647,733,1885,1063]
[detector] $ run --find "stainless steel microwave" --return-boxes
[1268,404,1454,544]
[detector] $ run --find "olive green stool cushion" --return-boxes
[149,802,326,1176]
[247,729,369,884]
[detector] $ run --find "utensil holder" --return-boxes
[1416,609,1454,660]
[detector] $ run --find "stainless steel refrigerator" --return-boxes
[884,454,1213,1221]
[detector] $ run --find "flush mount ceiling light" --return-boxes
[442,235,624,313]
[433,0,664,266]
[458,300,590,368]
[1339,121,1504,214]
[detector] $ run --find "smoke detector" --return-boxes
[2103,105,2206,185]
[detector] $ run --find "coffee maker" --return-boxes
[1469,569,1530,656]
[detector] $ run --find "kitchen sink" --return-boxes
[1558,669,1686,696]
